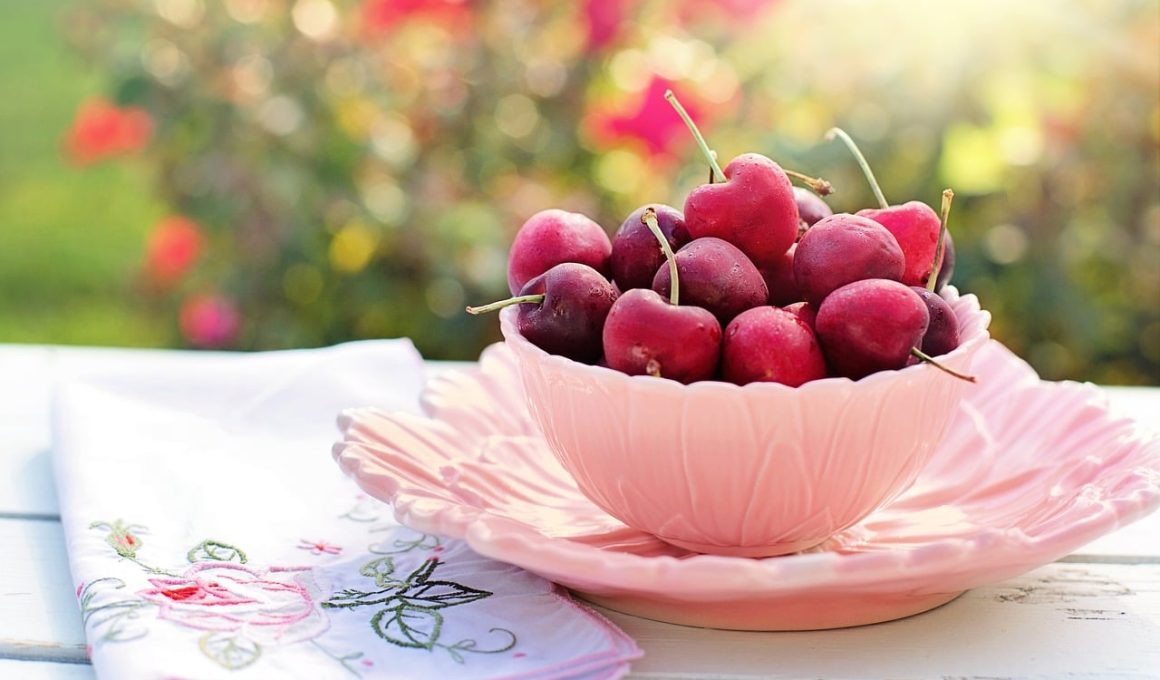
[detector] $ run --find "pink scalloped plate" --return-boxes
[333,341,1160,631]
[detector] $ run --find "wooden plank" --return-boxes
[0,347,57,517]
[611,563,1160,680]
[0,660,92,680]
[0,519,87,663]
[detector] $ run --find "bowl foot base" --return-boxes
[576,589,965,630]
[659,536,826,557]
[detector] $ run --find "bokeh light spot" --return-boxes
[329,222,379,274]
[495,95,540,139]
[983,224,1030,264]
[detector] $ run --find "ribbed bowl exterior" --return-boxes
[499,289,991,556]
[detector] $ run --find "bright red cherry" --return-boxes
[507,209,612,295]
[722,306,827,386]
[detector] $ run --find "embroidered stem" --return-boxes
[309,639,365,677]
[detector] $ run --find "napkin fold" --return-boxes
[51,341,640,679]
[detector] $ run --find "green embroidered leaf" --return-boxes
[187,539,248,564]
[359,556,401,587]
[323,586,400,610]
[403,558,439,587]
[78,578,154,644]
[199,632,261,670]
[398,580,491,610]
[372,605,443,650]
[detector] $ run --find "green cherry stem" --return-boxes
[664,89,726,183]
[465,294,544,315]
[826,127,888,209]
[642,207,679,305]
[910,347,977,383]
[927,188,954,292]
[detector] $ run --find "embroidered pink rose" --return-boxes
[138,563,327,645]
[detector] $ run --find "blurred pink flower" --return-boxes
[584,0,636,53]
[588,77,710,159]
[145,216,204,287]
[677,0,779,26]
[64,98,152,165]
[180,294,240,348]
[361,0,471,34]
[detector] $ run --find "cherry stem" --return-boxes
[927,189,954,292]
[783,169,834,196]
[826,127,887,209]
[465,294,544,315]
[664,89,725,183]
[642,207,679,305]
[910,347,977,383]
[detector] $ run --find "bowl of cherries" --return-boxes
[469,93,991,558]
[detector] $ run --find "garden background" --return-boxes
[1,0,1157,384]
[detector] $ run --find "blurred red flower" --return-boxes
[361,0,471,34]
[179,294,240,349]
[588,77,710,159]
[64,98,152,165]
[145,217,205,287]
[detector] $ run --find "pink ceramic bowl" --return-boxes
[499,287,991,557]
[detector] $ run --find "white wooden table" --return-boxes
[2,345,1158,679]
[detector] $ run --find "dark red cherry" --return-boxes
[610,204,690,291]
[794,187,833,233]
[815,279,929,380]
[469,262,616,363]
[651,237,767,326]
[910,287,960,356]
[793,214,904,307]
[759,243,801,307]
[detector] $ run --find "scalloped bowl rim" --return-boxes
[499,286,992,393]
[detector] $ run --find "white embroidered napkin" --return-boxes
[51,341,641,679]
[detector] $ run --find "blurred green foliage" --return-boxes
[0,0,1157,384]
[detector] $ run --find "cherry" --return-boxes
[610,204,690,291]
[507,209,612,295]
[682,152,799,270]
[721,306,827,386]
[666,91,831,269]
[857,202,942,288]
[827,127,945,288]
[910,287,960,356]
[602,208,721,383]
[784,301,817,331]
[815,279,929,380]
[793,213,904,307]
[602,289,721,383]
[468,262,616,363]
[759,243,800,307]
[794,187,833,232]
[651,237,767,325]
